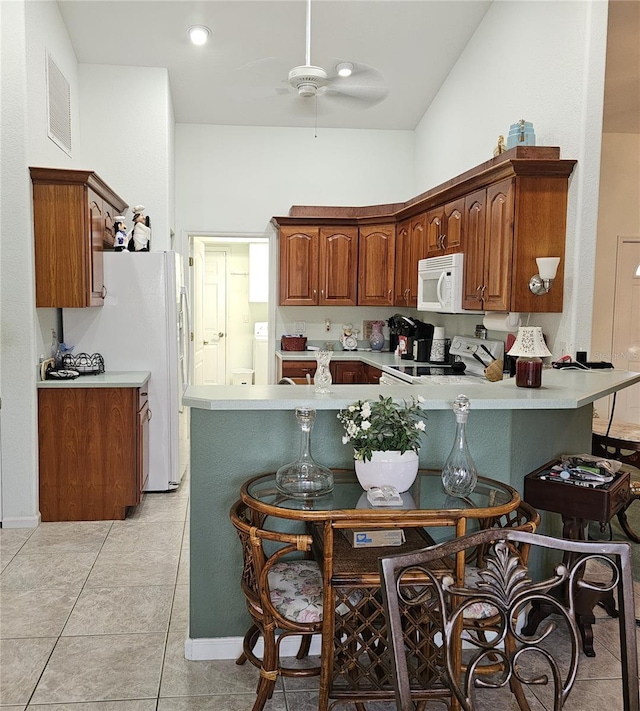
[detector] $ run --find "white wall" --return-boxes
[413,0,608,357]
[79,64,175,249]
[1,0,83,526]
[175,124,414,243]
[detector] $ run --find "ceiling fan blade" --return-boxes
[323,83,389,107]
[235,56,294,86]
[324,61,385,85]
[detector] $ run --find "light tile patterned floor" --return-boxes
[0,474,638,710]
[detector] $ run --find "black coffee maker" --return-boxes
[387,314,417,359]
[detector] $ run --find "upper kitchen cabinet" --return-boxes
[320,226,358,305]
[462,168,571,313]
[358,223,396,306]
[274,147,576,314]
[463,181,514,311]
[30,167,128,308]
[425,198,464,257]
[394,214,425,308]
[278,225,358,306]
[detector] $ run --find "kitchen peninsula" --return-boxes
[183,368,640,654]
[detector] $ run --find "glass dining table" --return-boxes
[240,469,524,711]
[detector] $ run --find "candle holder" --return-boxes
[506,327,551,388]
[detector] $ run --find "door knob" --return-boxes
[203,340,209,345]
[218,332,225,338]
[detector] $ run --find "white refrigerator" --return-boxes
[63,251,190,491]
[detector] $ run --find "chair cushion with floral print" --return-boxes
[462,565,500,620]
[268,560,365,624]
[268,560,324,624]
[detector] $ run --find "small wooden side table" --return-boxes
[523,460,632,656]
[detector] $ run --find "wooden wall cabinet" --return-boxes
[462,175,566,313]
[274,147,576,314]
[279,226,358,306]
[358,224,396,306]
[30,167,128,308]
[425,198,464,257]
[38,385,149,521]
[394,214,425,307]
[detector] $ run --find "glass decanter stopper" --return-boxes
[314,350,332,393]
[441,394,478,498]
[275,408,334,498]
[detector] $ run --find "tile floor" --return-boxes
[1,474,638,710]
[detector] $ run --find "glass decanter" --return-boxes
[314,350,332,393]
[441,394,478,498]
[275,408,334,498]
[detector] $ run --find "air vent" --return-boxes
[46,52,71,156]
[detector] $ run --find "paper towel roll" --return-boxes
[431,327,446,362]
[483,312,521,333]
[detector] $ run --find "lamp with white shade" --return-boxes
[506,326,551,388]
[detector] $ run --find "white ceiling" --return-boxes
[57,0,491,130]
[57,0,638,133]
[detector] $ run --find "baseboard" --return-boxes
[0,513,41,528]
[185,633,322,661]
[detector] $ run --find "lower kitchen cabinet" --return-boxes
[332,361,365,384]
[279,359,380,385]
[38,385,149,521]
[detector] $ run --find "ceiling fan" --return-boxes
[234,0,388,111]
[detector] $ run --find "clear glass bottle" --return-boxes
[441,394,478,498]
[275,408,334,498]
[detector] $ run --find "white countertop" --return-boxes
[184,368,640,411]
[37,371,151,388]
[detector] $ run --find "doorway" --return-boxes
[189,234,273,386]
[610,236,640,423]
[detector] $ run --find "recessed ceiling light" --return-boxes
[188,25,210,46]
[336,62,353,78]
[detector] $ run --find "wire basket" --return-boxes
[61,352,105,375]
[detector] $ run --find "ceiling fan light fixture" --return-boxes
[336,62,353,78]
[188,25,210,46]
[288,65,327,97]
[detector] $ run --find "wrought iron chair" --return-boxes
[230,499,323,711]
[380,529,639,711]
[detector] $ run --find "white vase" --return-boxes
[354,450,419,493]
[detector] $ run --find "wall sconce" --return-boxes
[529,257,560,295]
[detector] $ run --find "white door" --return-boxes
[192,240,206,385]
[611,236,640,424]
[203,250,227,384]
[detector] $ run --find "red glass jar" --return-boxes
[515,356,542,388]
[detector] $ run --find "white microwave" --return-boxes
[417,253,482,314]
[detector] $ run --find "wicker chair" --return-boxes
[230,499,323,711]
[380,530,639,711]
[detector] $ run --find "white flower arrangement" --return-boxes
[337,395,427,462]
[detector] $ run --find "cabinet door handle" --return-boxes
[147,409,152,421]
[218,332,225,338]
[321,289,324,298]
[475,285,483,298]
[203,341,209,345]
[441,234,446,249]
[101,285,107,299]
[388,289,392,301]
